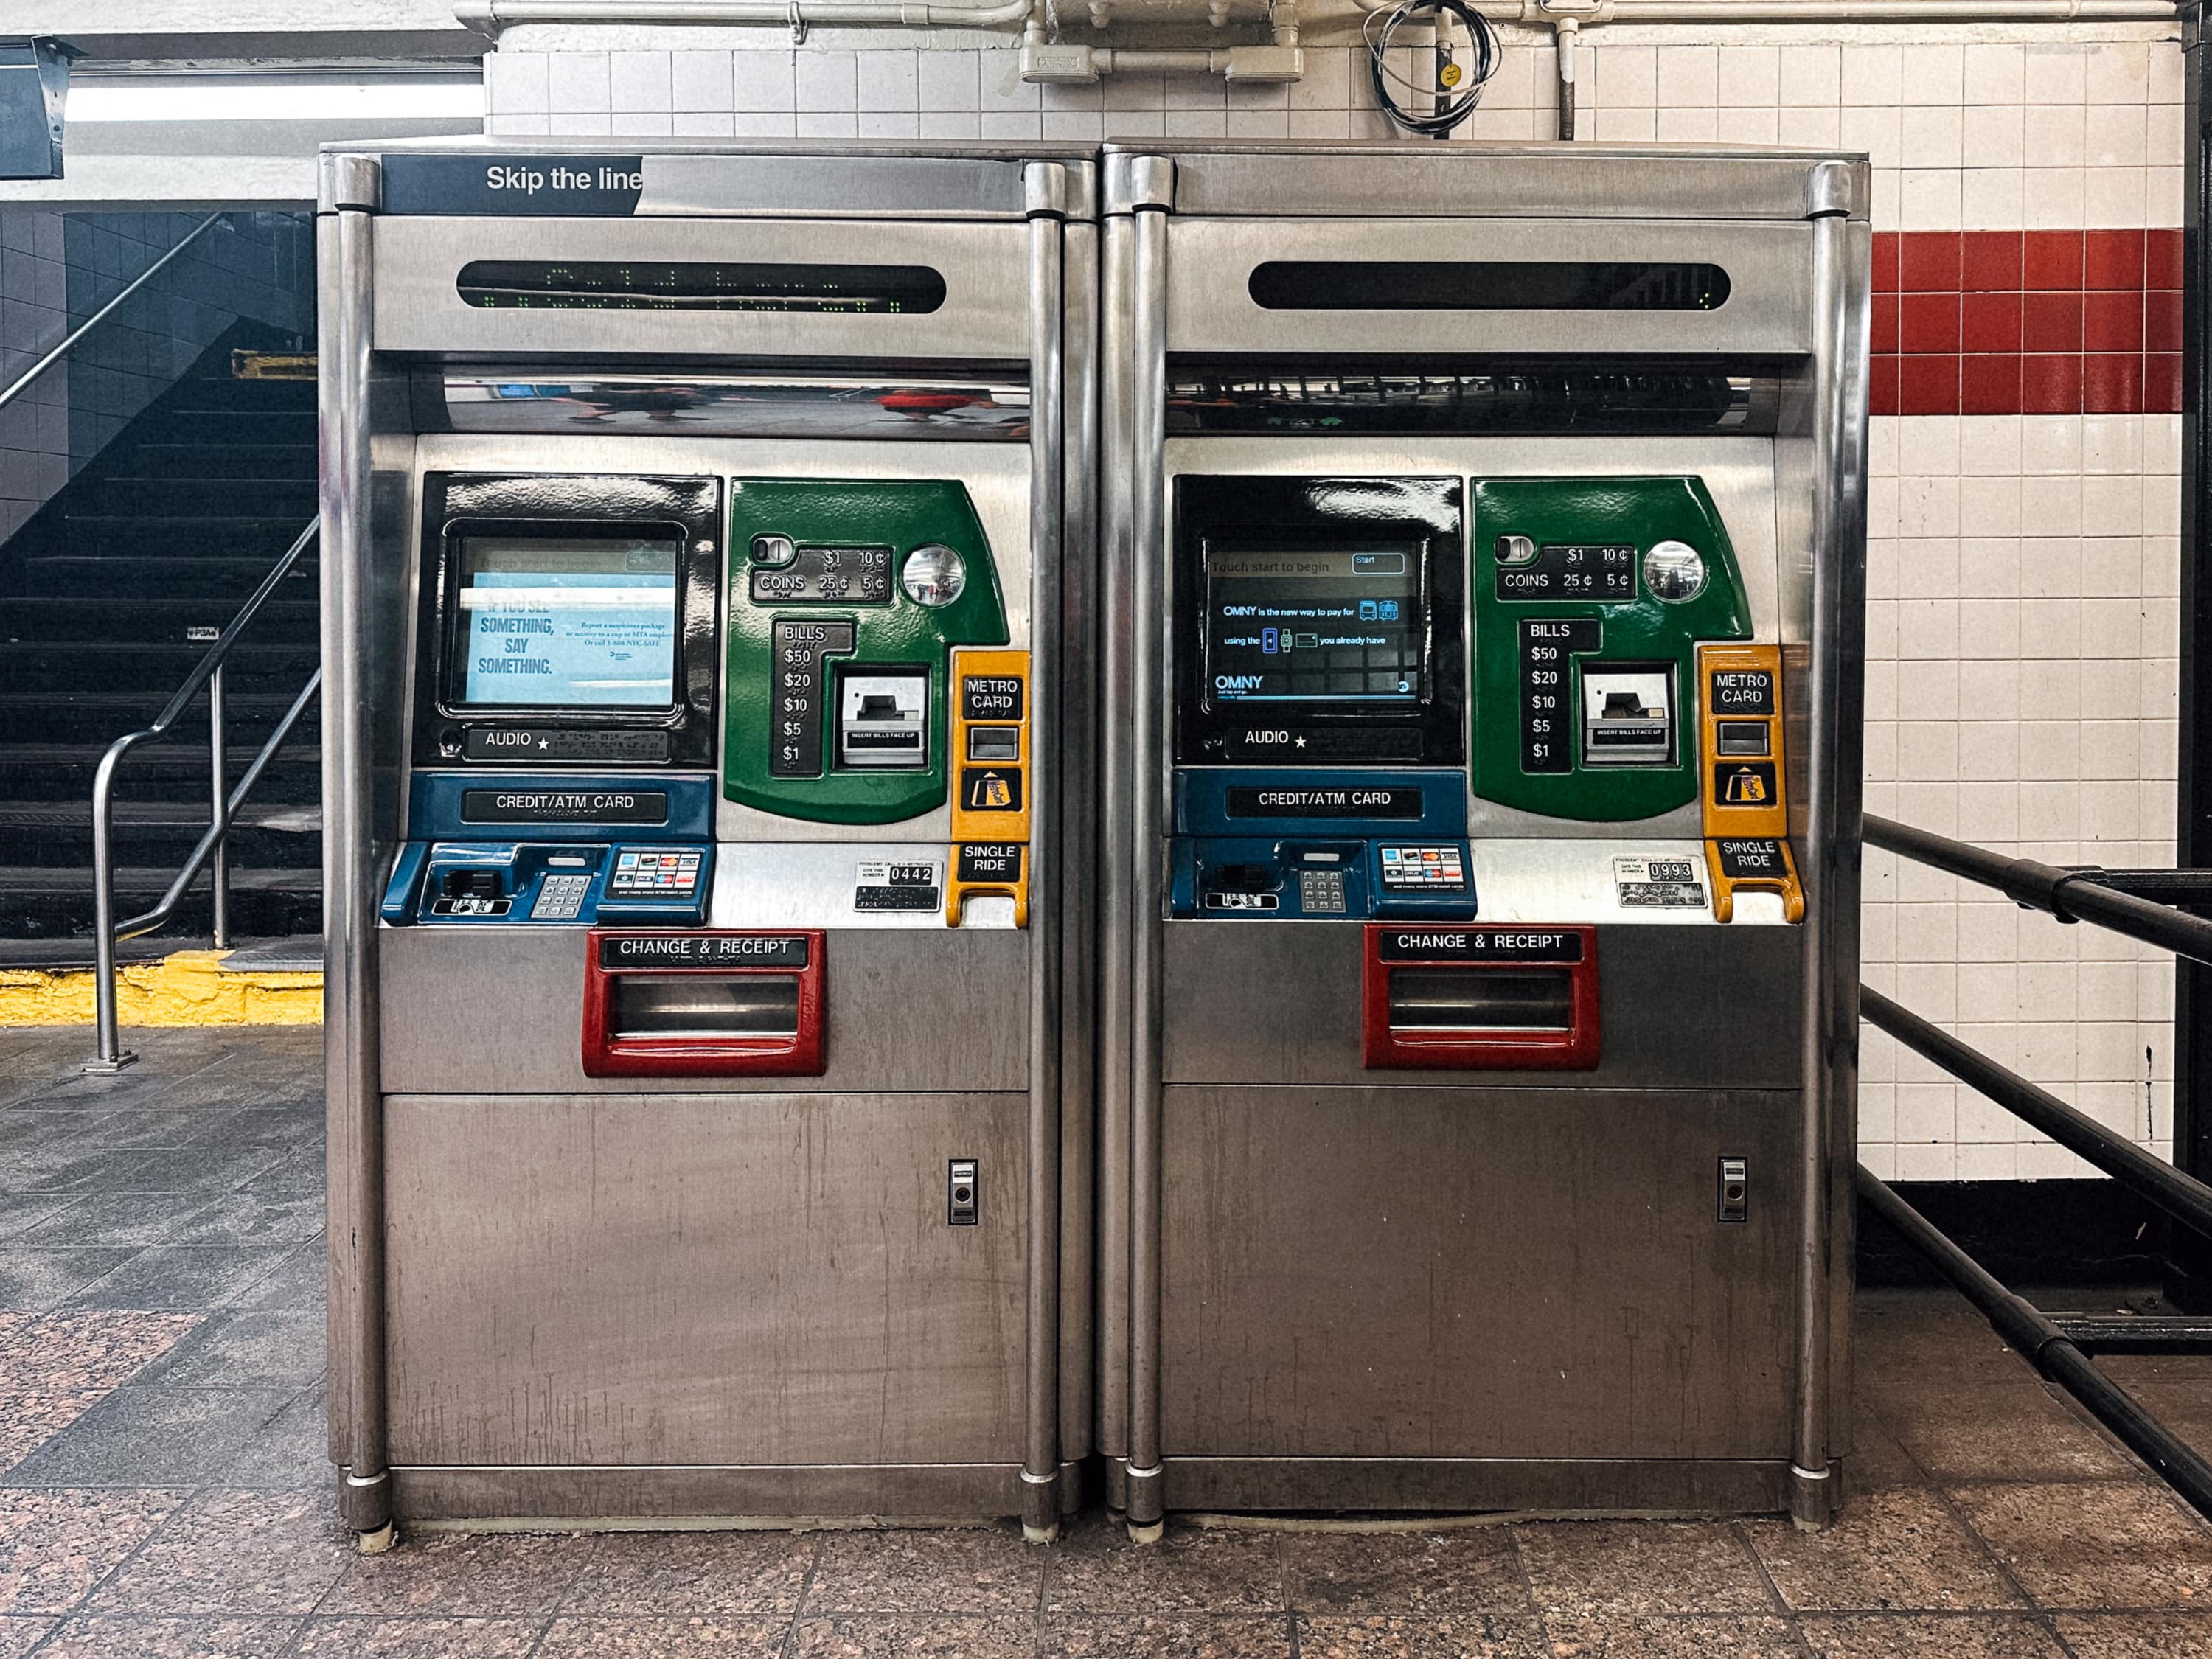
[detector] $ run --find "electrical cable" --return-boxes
[1363,0,1498,138]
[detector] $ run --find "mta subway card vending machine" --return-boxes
[318,142,1096,1539]
[1101,145,1868,1531]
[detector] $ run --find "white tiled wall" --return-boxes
[489,19,2188,1181]
[1860,411,2180,1181]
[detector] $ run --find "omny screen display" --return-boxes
[453,535,679,707]
[1204,547,1423,704]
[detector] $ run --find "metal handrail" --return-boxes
[1861,983,2212,1239]
[1865,813,2212,968]
[87,518,320,1073]
[1857,1166,2212,1525]
[0,214,227,414]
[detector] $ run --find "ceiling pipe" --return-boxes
[455,0,1035,37]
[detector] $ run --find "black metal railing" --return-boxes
[1861,814,2212,1522]
[87,520,321,1073]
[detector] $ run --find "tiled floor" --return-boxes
[4,1029,2212,1657]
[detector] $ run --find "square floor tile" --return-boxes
[0,1249,138,1312]
[804,1527,1046,1614]
[131,1311,320,1391]
[1284,1529,1529,1615]
[1953,1481,2212,1609]
[1044,1518,1283,1613]
[65,1248,291,1314]
[536,1615,793,1655]
[1854,1297,2031,1388]
[1543,1615,1805,1657]
[222,1385,327,1490]
[3,1385,298,1487]
[2051,1610,2212,1655]
[0,1617,52,1658]
[224,1243,325,1313]
[15,1192,213,1251]
[0,1385,105,1473]
[291,1615,545,1657]
[1298,1613,1550,1657]
[0,1309,199,1390]
[561,1530,814,1615]
[86,1489,351,1615]
[1746,1487,2020,1612]
[1515,1522,1775,1617]
[1869,1384,2135,1482]
[164,1192,324,1250]
[1044,1614,1295,1656]
[0,1487,187,1614]
[0,1190,86,1244]
[1798,1612,2067,1655]
[33,1613,303,1657]
[320,1531,586,1617]
[790,1613,1037,1657]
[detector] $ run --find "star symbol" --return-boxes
[1295,735,1307,748]
[538,737,550,750]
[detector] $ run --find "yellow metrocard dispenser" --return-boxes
[1698,642,1805,923]
[948,649,1030,925]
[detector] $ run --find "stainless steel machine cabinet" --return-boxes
[1097,143,1868,1533]
[317,141,1099,1540]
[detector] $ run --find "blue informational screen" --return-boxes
[1204,547,1422,704]
[454,535,678,708]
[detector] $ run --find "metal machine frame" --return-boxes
[319,142,1098,1539]
[1097,143,1869,1531]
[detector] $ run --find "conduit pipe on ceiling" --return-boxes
[454,0,1037,38]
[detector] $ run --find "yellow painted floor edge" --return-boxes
[0,950,322,1027]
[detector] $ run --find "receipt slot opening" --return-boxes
[1388,967,1572,1032]
[582,928,827,1077]
[608,975,800,1040]
[1362,924,1601,1070]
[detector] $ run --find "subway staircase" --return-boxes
[0,329,321,960]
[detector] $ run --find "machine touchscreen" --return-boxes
[451,534,679,709]
[1202,547,1423,706]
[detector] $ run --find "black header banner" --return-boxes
[1377,928,1585,964]
[598,933,808,968]
[461,790,667,825]
[1225,786,1422,819]
[382,155,647,216]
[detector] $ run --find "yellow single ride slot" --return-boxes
[948,648,1031,925]
[1698,642,1806,923]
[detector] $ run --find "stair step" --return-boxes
[20,556,319,600]
[0,866,322,942]
[0,692,321,745]
[0,641,318,695]
[0,743,322,804]
[156,410,316,445]
[0,597,319,644]
[91,479,320,518]
[0,799,321,833]
[122,441,319,481]
[0,821,322,871]
[63,517,316,560]
[163,378,316,410]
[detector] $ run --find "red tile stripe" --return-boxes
[1872,229,2183,417]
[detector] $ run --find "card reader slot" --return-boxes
[608,975,800,1040]
[1387,967,1573,1032]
